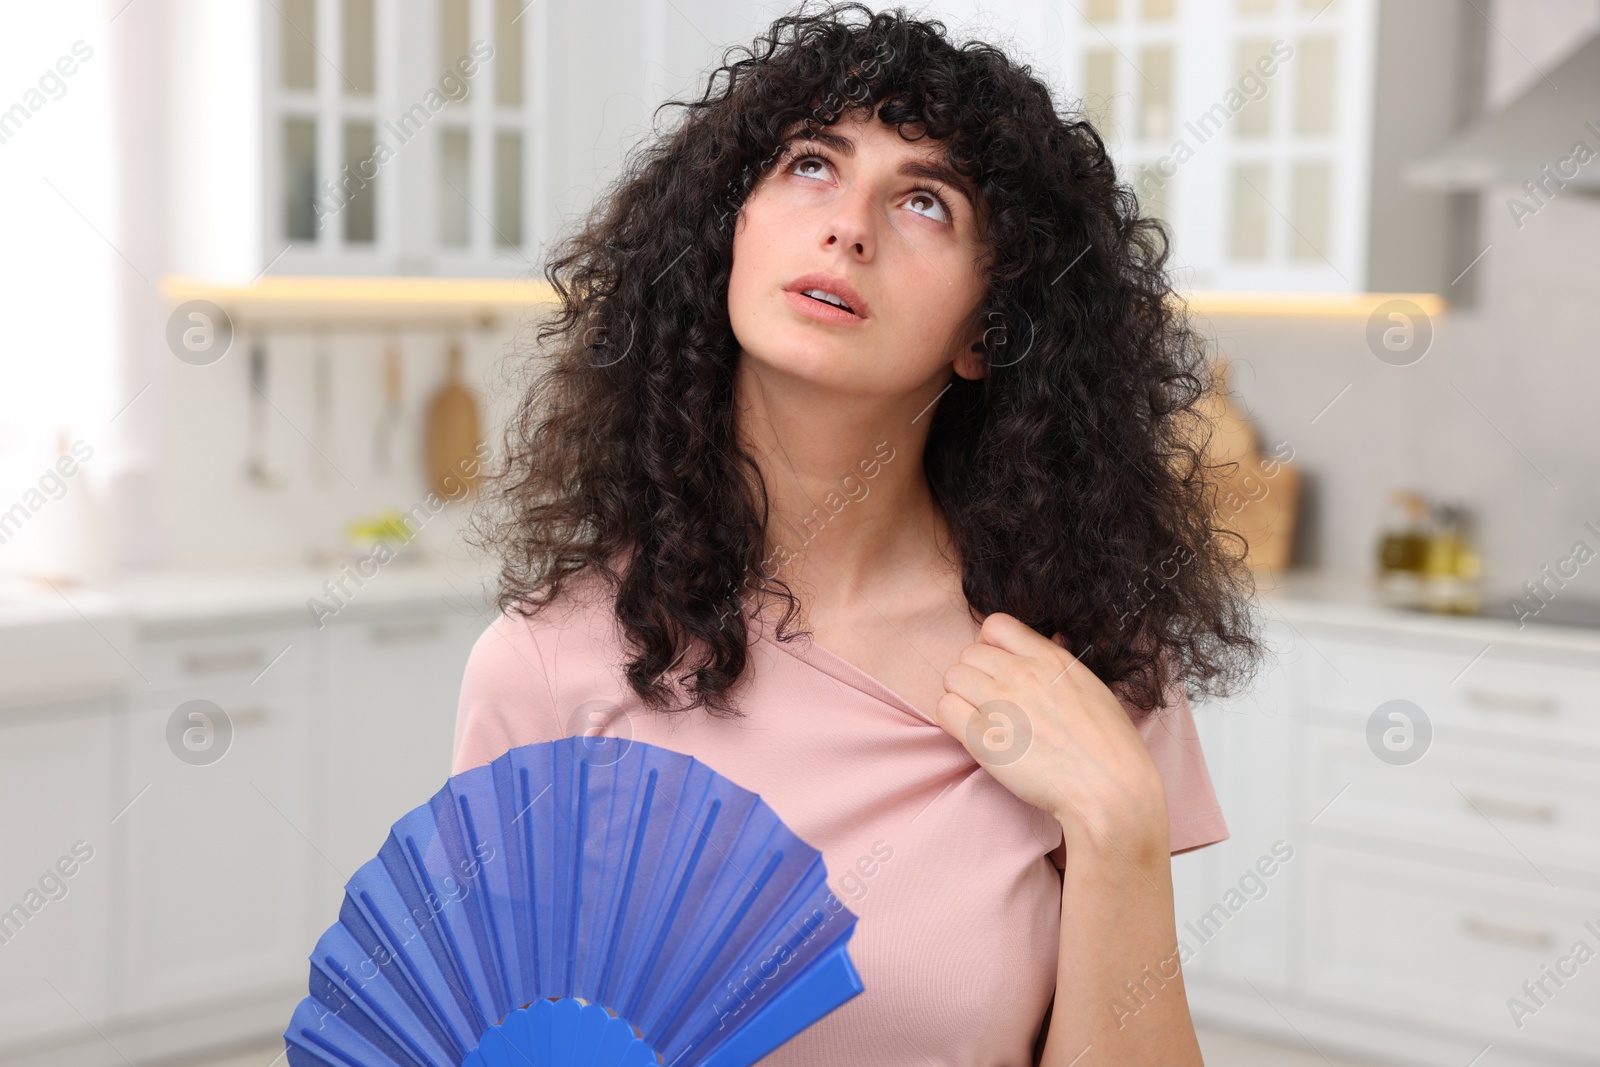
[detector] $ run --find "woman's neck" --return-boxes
[732,358,958,622]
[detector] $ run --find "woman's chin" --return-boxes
[738,345,879,394]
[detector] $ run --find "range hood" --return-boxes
[1406,31,1600,192]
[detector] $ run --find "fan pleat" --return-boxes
[593,762,655,1003]
[351,886,474,1057]
[453,795,515,1020]
[400,833,499,1033]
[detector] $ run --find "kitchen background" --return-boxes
[1,1,1597,1065]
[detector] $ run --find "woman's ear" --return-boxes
[953,341,987,380]
[953,320,988,381]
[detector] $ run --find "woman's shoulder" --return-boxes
[475,565,621,649]
[452,567,624,772]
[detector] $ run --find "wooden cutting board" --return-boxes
[1197,355,1299,575]
[424,344,481,497]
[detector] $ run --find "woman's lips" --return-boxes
[782,288,868,326]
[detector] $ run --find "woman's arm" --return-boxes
[1037,788,1202,1067]
[934,613,1207,1066]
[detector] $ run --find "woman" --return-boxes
[457,4,1264,1064]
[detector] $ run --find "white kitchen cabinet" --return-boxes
[0,579,496,1065]
[1184,605,1600,1067]
[263,0,539,275]
[0,697,117,1045]
[169,0,546,280]
[1301,717,1600,886]
[1176,618,1300,989]
[1044,0,1470,295]
[1305,845,1600,1060]
[116,679,315,1018]
[309,605,488,917]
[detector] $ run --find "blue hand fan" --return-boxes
[284,735,864,1067]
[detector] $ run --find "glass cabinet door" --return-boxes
[1050,0,1374,292]
[264,0,536,275]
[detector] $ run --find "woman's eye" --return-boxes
[790,154,830,181]
[908,191,940,223]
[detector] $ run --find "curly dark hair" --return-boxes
[467,0,1265,720]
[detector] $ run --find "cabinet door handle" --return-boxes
[1458,915,1555,950]
[182,648,267,675]
[1459,792,1556,824]
[230,705,271,728]
[1461,688,1557,716]
[371,620,444,644]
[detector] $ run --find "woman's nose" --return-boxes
[821,185,876,258]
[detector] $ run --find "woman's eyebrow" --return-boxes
[897,159,975,208]
[784,127,975,209]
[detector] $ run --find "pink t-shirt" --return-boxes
[451,569,1228,1066]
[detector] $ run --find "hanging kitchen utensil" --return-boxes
[312,332,335,486]
[247,336,289,488]
[372,333,404,475]
[424,341,482,498]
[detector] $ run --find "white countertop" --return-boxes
[2,560,1596,656]
[1256,569,1600,657]
[0,553,500,629]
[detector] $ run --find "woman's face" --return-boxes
[727,110,990,400]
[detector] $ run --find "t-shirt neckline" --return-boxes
[748,600,940,727]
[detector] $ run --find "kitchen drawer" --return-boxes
[1302,721,1600,881]
[0,616,133,706]
[135,626,311,691]
[0,702,115,1045]
[1304,845,1600,1059]
[119,685,315,1016]
[1301,636,1600,750]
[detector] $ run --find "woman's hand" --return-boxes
[932,612,1170,861]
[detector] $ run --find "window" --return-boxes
[1138,46,1173,142]
[263,0,538,272]
[280,0,316,89]
[1295,35,1337,136]
[1083,49,1117,131]
[494,132,523,247]
[1230,163,1270,260]
[283,118,318,240]
[1289,160,1331,261]
[494,0,524,105]
[342,0,375,93]
[1234,38,1274,138]
[1137,162,1175,229]
[343,121,377,243]
[439,129,471,247]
